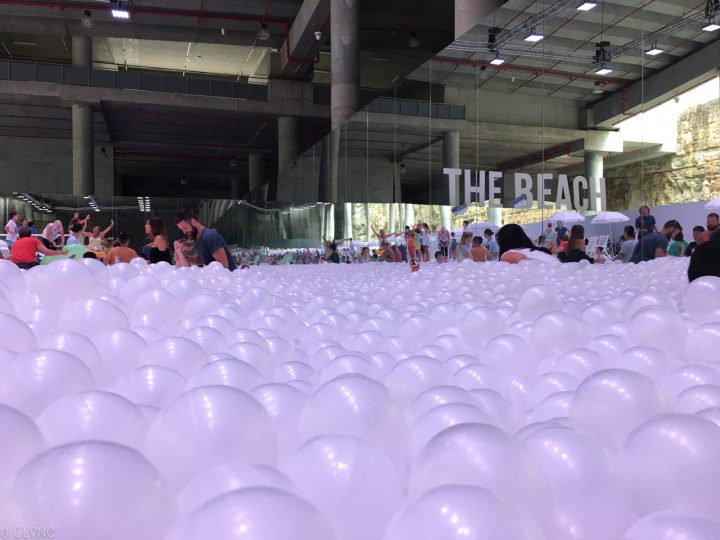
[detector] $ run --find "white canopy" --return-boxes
[592,211,630,224]
[548,210,585,223]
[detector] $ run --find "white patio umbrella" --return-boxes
[706,197,720,211]
[592,212,629,257]
[548,210,585,223]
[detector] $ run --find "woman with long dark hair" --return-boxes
[144,217,172,264]
[497,224,557,264]
[667,226,688,257]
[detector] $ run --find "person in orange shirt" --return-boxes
[105,233,138,265]
[10,228,67,269]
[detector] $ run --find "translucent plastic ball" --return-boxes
[138,337,207,379]
[112,365,187,408]
[132,289,183,324]
[407,385,478,424]
[384,356,453,406]
[144,385,277,490]
[629,307,688,356]
[675,384,720,413]
[165,487,333,540]
[518,285,562,322]
[409,402,495,457]
[0,349,94,417]
[92,328,147,386]
[569,368,671,449]
[187,359,263,392]
[0,259,26,301]
[454,363,504,392]
[621,510,720,540]
[409,423,551,526]
[685,324,720,363]
[299,374,407,474]
[224,342,273,380]
[28,259,95,309]
[383,484,546,540]
[460,307,507,347]
[35,391,146,449]
[58,298,129,337]
[38,332,104,386]
[250,383,308,457]
[621,413,720,518]
[0,405,45,493]
[683,276,720,321]
[662,365,720,399]
[282,434,404,540]
[177,463,295,516]
[613,346,673,380]
[0,313,37,352]
[9,441,173,540]
[530,312,588,354]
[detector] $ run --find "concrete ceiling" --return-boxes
[408,0,719,103]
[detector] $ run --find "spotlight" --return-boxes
[257,24,271,41]
[81,10,93,29]
[702,18,720,31]
[111,1,130,20]
[576,2,597,10]
[408,33,420,48]
[524,28,544,42]
[314,31,323,41]
[490,54,505,66]
[595,63,613,75]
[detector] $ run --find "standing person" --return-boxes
[371,226,396,244]
[470,236,490,262]
[449,232,457,260]
[27,221,37,235]
[703,213,719,243]
[667,226,688,257]
[437,225,450,258]
[145,217,172,264]
[686,226,705,257]
[462,220,474,235]
[554,221,568,246]
[105,233,138,265]
[635,205,657,238]
[543,222,555,247]
[10,228,67,269]
[484,229,499,261]
[4,211,18,248]
[173,209,236,270]
[19,218,30,234]
[406,227,417,266]
[326,242,340,263]
[496,224,557,264]
[688,229,720,282]
[613,226,638,263]
[455,232,473,262]
[630,220,678,263]
[422,223,431,262]
[66,223,84,245]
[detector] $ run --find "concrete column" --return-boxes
[441,130,460,227]
[331,0,360,131]
[455,0,506,40]
[343,202,353,240]
[406,204,415,227]
[488,207,503,227]
[249,153,264,193]
[71,35,94,196]
[278,117,299,172]
[72,35,92,67]
[585,151,605,212]
[389,203,396,234]
[364,202,371,242]
[72,104,94,195]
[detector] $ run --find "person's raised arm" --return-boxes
[100,219,114,237]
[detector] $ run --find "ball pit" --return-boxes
[0,256,719,539]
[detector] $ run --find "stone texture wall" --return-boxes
[605,98,720,210]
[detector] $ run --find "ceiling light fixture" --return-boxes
[408,33,420,48]
[229,156,239,167]
[221,27,226,36]
[702,18,720,31]
[490,53,505,66]
[645,43,663,56]
[111,0,130,20]
[81,10,93,29]
[595,63,613,75]
[577,2,597,11]
[524,28,544,42]
[257,24,271,41]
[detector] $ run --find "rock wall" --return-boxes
[605,98,720,210]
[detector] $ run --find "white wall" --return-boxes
[521,200,714,242]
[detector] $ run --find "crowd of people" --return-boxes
[2,209,236,271]
[3,205,718,280]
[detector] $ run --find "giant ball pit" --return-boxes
[1,256,720,539]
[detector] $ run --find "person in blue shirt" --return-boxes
[635,205,658,239]
[554,221,568,246]
[173,209,236,270]
[483,228,499,260]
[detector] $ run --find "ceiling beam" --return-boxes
[277,0,329,78]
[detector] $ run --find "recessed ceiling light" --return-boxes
[645,47,663,56]
[111,8,130,19]
[577,2,597,11]
[702,21,720,31]
[490,54,505,66]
